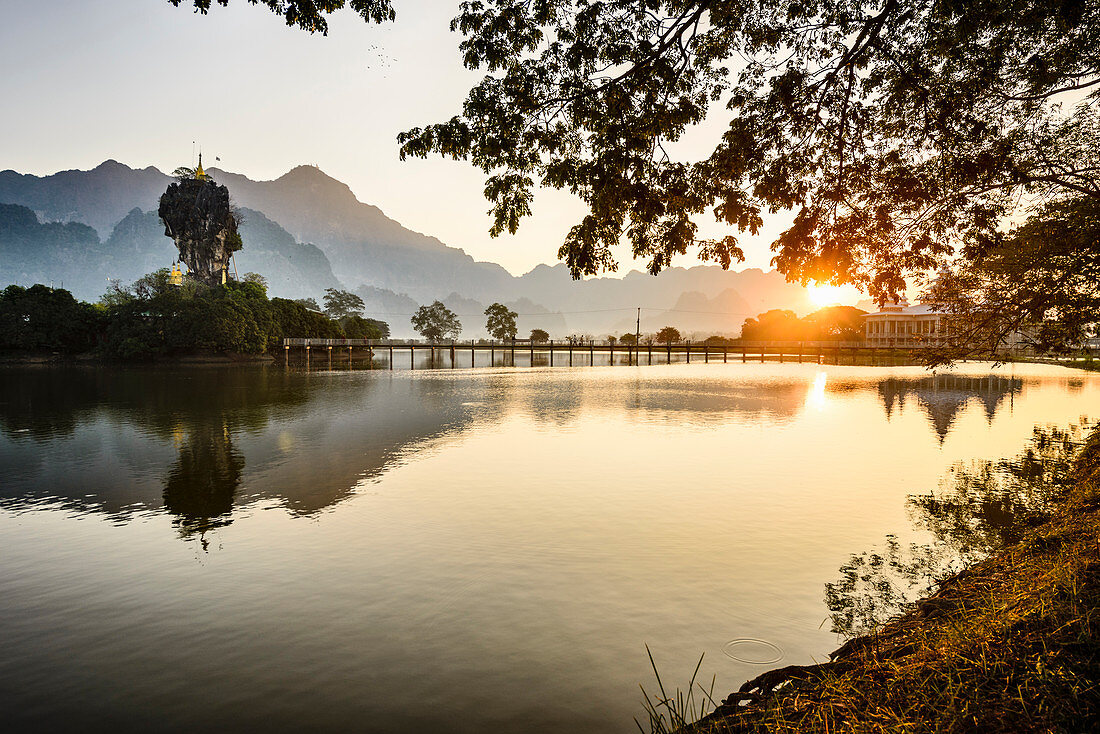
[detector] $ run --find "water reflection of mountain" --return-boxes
[0,367,1026,540]
[873,375,1022,442]
[0,368,485,535]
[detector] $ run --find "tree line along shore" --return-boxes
[0,269,878,362]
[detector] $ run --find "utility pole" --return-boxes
[635,307,641,347]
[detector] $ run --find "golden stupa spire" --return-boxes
[195,152,207,180]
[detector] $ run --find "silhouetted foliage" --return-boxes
[619,333,638,346]
[740,306,867,341]
[168,0,395,34]
[927,196,1100,363]
[656,326,681,345]
[0,284,102,353]
[484,302,518,340]
[529,328,549,343]
[399,0,1100,303]
[411,300,461,341]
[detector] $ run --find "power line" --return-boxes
[358,305,759,318]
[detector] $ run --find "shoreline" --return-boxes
[685,429,1100,732]
[0,351,275,365]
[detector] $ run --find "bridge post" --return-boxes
[686,343,690,364]
[590,341,594,365]
[569,341,573,366]
[284,344,289,366]
[389,344,393,369]
[723,346,727,363]
[704,345,709,363]
[648,343,652,365]
[550,340,554,367]
[741,346,746,363]
[609,342,614,365]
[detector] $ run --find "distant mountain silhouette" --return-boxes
[0,203,340,302]
[0,160,169,237]
[0,160,818,337]
[205,165,516,303]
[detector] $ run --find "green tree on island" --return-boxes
[241,272,268,293]
[295,297,321,311]
[484,302,518,340]
[656,327,681,346]
[323,288,365,319]
[529,328,549,343]
[0,285,102,354]
[619,333,637,346]
[412,301,461,341]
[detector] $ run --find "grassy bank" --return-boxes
[668,429,1100,733]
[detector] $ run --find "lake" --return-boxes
[1,362,1096,732]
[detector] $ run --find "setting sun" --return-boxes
[807,282,848,307]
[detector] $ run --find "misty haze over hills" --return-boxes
[0,160,815,338]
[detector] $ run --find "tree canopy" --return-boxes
[529,328,549,342]
[397,0,1100,302]
[168,0,394,34]
[412,301,461,341]
[928,195,1100,360]
[323,288,365,319]
[740,306,867,341]
[656,326,681,344]
[484,302,518,340]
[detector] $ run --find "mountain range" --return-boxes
[0,160,815,338]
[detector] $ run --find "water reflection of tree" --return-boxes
[826,423,1088,638]
[164,421,244,546]
[876,374,1023,442]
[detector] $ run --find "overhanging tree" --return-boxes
[168,0,394,34]
[175,0,1100,324]
[396,0,1100,302]
[926,195,1100,362]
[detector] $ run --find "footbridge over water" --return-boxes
[282,338,931,369]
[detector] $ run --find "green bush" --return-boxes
[0,284,103,353]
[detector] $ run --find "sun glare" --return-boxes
[807,283,846,307]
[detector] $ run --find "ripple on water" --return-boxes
[722,638,784,664]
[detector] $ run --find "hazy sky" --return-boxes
[0,0,838,288]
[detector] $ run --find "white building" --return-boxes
[863,295,950,348]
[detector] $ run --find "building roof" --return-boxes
[865,301,943,318]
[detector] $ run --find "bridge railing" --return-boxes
[283,338,376,346]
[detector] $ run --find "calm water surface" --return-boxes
[1,362,1096,732]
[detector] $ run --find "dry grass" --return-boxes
[684,431,1100,733]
